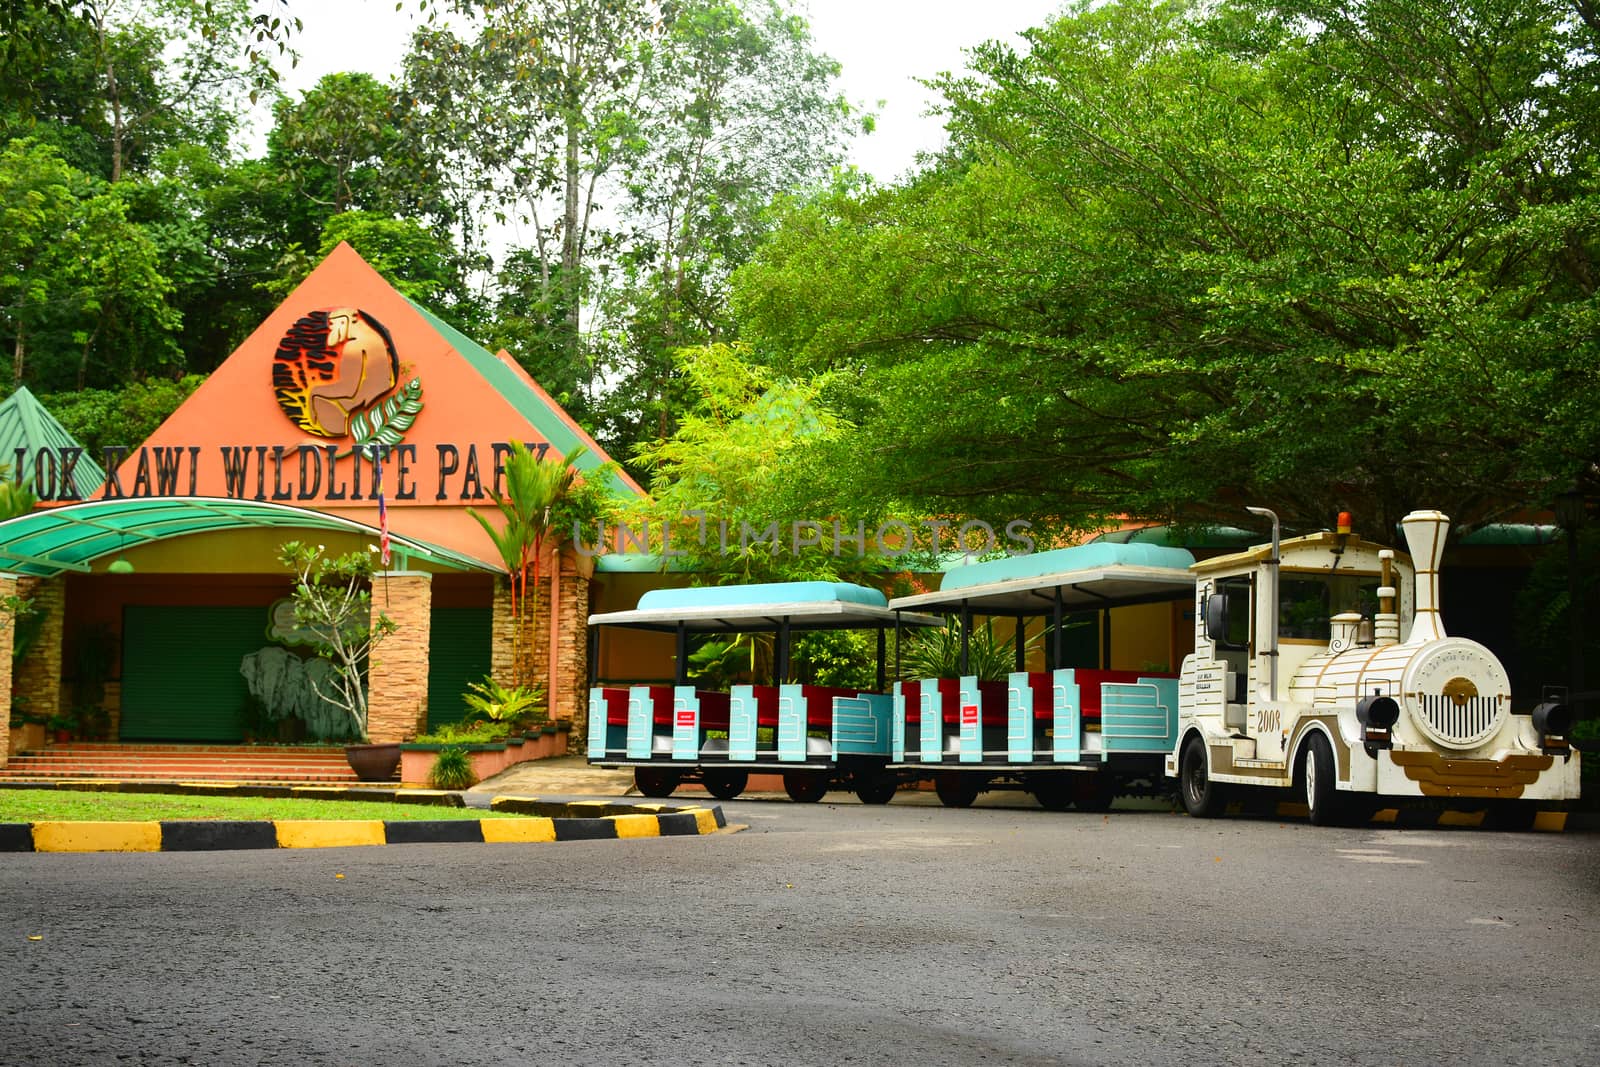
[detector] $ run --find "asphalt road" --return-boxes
[2,803,1597,1066]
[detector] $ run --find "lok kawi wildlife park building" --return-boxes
[0,244,663,765]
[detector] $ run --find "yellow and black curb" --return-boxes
[1232,799,1599,833]
[0,781,728,853]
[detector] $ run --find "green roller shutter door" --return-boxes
[427,608,492,730]
[120,605,266,741]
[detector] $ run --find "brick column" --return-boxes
[552,549,592,742]
[366,572,432,744]
[490,548,591,741]
[14,576,64,735]
[0,575,18,767]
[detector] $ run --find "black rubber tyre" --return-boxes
[783,772,829,804]
[1030,775,1074,812]
[934,773,981,809]
[1301,732,1342,827]
[1180,734,1225,818]
[635,766,681,798]
[702,769,747,801]
[1073,772,1116,813]
[854,780,898,805]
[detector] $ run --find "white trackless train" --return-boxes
[1169,508,1581,825]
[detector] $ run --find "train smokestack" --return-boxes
[1401,509,1449,644]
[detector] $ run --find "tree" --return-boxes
[405,0,855,457]
[591,0,856,455]
[729,0,1600,537]
[0,139,178,391]
[629,342,868,583]
[277,540,397,742]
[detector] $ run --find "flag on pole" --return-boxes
[372,445,391,567]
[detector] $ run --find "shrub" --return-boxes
[427,745,478,790]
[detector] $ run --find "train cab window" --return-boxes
[1279,574,1379,640]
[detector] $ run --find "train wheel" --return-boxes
[635,767,681,798]
[934,773,980,809]
[783,772,829,804]
[1180,735,1225,818]
[1030,776,1073,812]
[855,781,898,805]
[702,770,747,801]
[1301,733,1342,827]
[1073,772,1116,813]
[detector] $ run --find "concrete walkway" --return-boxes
[467,755,636,799]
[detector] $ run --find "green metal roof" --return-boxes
[0,387,105,498]
[403,299,641,501]
[0,498,497,576]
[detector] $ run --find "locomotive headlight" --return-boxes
[1532,701,1574,738]
[1356,694,1401,730]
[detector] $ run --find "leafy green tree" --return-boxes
[406,0,854,456]
[732,0,1600,537]
[629,342,871,583]
[590,0,856,456]
[41,374,202,453]
[278,540,398,742]
[0,139,179,391]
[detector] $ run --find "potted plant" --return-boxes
[47,711,77,744]
[462,676,547,735]
[278,541,399,780]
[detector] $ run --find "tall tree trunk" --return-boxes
[97,17,124,182]
[12,325,24,385]
[562,41,582,372]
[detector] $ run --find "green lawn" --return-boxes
[0,791,518,822]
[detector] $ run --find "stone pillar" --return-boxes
[0,575,18,767]
[552,550,592,743]
[491,578,516,686]
[14,576,64,738]
[366,572,432,744]
[489,548,592,741]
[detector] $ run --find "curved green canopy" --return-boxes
[0,498,496,576]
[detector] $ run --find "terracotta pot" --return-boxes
[345,742,402,781]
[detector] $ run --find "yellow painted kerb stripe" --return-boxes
[274,820,386,849]
[33,821,162,853]
[689,808,718,834]
[1438,810,1485,828]
[480,818,557,843]
[1533,811,1568,833]
[609,814,661,838]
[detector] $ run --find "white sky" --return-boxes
[269,0,1066,182]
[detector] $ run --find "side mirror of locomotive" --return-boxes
[1204,590,1230,644]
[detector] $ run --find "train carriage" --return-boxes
[586,581,941,802]
[886,542,1196,809]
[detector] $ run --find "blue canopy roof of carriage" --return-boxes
[888,541,1197,615]
[0,497,497,576]
[589,580,942,632]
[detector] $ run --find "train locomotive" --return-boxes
[1169,508,1581,825]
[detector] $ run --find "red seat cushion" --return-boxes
[601,687,631,727]
[639,685,675,727]
[799,686,858,729]
[748,686,781,727]
[1073,670,1174,720]
[696,690,731,731]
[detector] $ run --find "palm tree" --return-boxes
[471,442,588,688]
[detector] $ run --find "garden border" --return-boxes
[0,780,728,852]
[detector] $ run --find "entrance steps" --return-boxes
[0,742,375,784]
